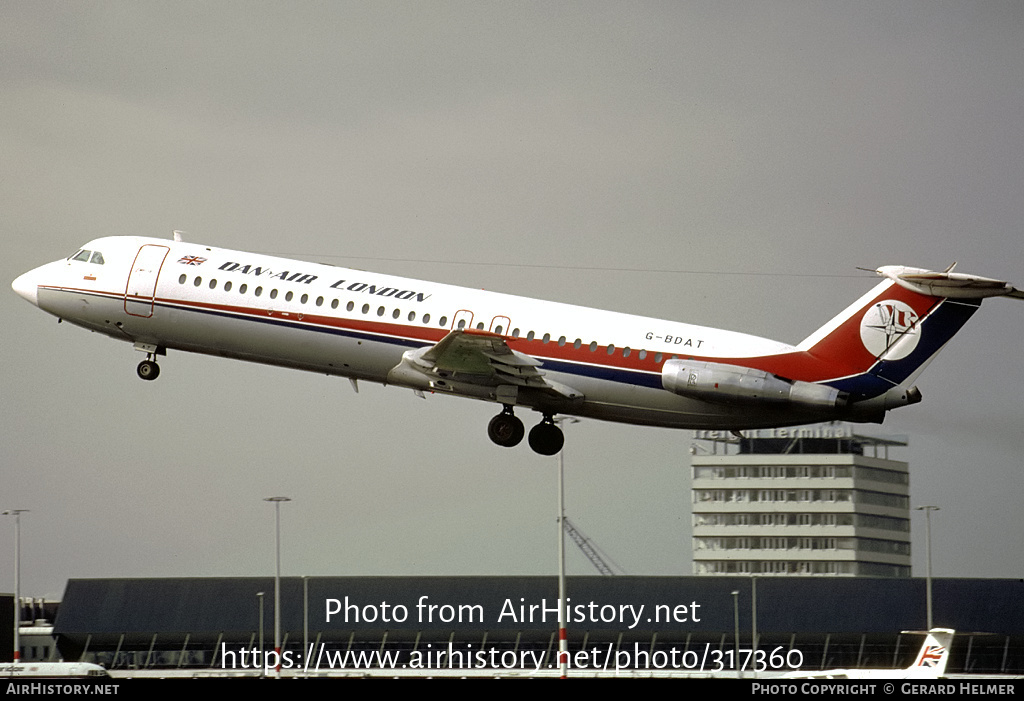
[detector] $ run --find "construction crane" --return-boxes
[562,517,626,576]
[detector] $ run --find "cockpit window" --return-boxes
[69,249,105,264]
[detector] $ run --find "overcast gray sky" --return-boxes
[2,1,1022,600]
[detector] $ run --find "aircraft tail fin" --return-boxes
[902,628,955,678]
[794,266,1019,403]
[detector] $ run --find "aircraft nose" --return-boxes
[12,268,40,306]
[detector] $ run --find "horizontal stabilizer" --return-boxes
[878,265,1023,300]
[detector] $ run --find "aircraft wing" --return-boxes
[388,329,584,403]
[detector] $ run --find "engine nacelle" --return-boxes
[662,359,848,410]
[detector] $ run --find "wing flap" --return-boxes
[387,329,583,402]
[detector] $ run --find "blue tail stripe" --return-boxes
[827,298,981,398]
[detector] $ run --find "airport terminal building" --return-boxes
[27,575,1024,676]
[691,426,912,577]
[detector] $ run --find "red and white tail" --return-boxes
[904,628,955,678]
[792,265,1020,403]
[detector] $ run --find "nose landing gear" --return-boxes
[137,357,160,381]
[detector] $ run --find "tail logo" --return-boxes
[860,300,920,359]
[917,644,945,668]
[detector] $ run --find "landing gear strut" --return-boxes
[528,415,564,456]
[488,406,525,447]
[137,357,160,381]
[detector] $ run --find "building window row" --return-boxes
[695,560,857,575]
[693,489,908,508]
[696,536,841,551]
[853,465,909,485]
[693,465,907,484]
[694,536,909,555]
[694,561,911,577]
[694,465,851,479]
[694,489,851,504]
[693,512,909,532]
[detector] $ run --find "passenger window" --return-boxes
[178,274,186,284]
[457,319,466,329]
[255,286,263,297]
[423,313,431,324]
[408,311,416,322]
[557,336,566,347]
[301,294,309,304]
[224,281,232,292]
[194,277,202,287]
[542,333,550,344]
[494,325,503,334]
[315,296,323,306]
[439,316,447,326]
[573,339,582,349]
[377,306,385,317]
[623,347,631,357]
[346,301,353,311]
[589,342,597,352]
[639,350,647,360]
[512,328,520,338]
[270,289,278,299]
[655,353,663,363]
[209,279,217,289]
[285,291,293,302]
[607,344,615,355]
[392,309,400,319]
[527,331,535,341]
[362,304,370,314]
[240,284,247,294]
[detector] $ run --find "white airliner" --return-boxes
[1,661,109,678]
[785,628,954,679]
[12,235,1022,454]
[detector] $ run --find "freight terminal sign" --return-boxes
[692,424,853,440]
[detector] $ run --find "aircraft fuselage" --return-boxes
[14,235,1015,453]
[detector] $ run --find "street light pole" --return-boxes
[553,417,577,679]
[264,497,291,677]
[732,590,741,679]
[916,505,940,630]
[256,591,265,677]
[3,509,29,664]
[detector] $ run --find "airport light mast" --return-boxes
[916,505,940,629]
[3,509,29,664]
[264,497,291,677]
[554,418,578,679]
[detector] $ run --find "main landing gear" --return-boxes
[487,407,564,456]
[528,416,564,456]
[137,357,160,381]
[488,406,525,447]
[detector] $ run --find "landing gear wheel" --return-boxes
[488,410,525,447]
[137,359,160,381]
[528,419,564,456]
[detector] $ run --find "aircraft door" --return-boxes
[490,316,511,335]
[452,309,474,330]
[124,245,170,318]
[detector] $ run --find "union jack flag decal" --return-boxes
[178,256,207,266]
[917,645,945,667]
